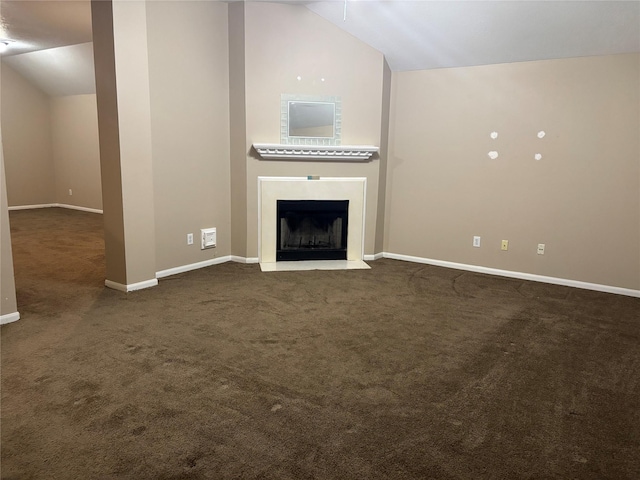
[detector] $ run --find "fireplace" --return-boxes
[277,200,348,261]
[258,177,368,269]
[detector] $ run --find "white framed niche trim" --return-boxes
[258,177,368,270]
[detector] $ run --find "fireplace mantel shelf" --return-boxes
[253,143,378,162]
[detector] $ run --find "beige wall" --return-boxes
[375,59,392,254]
[243,2,386,258]
[146,0,231,272]
[92,0,157,288]
[111,0,156,286]
[2,64,101,212]
[92,0,130,287]
[50,94,102,210]
[228,2,248,258]
[1,133,18,318]
[386,54,640,290]
[1,63,55,207]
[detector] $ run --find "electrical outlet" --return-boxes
[501,240,509,251]
[473,236,481,247]
[537,243,545,255]
[187,233,194,245]
[68,189,72,196]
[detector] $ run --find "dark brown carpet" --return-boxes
[2,208,639,479]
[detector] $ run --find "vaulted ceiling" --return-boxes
[1,0,94,95]
[309,1,640,71]
[1,0,639,96]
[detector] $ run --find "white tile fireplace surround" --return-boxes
[258,177,369,272]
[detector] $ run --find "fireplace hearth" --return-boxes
[277,200,348,261]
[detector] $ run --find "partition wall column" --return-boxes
[91,0,157,291]
[0,132,19,324]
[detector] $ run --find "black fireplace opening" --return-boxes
[277,200,349,261]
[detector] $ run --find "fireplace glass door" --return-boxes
[276,200,348,261]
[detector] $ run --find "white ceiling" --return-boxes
[0,0,94,96]
[2,42,96,96]
[0,0,92,56]
[308,1,640,71]
[0,0,639,97]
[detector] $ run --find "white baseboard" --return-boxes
[383,252,640,298]
[231,256,259,264]
[105,278,158,292]
[364,253,384,261]
[116,256,261,285]
[57,203,103,214]
[156,255,260,281]
[0,311,20,325]
[8,203,57,211]
[8,203,103,214]
[156,256,232,279]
